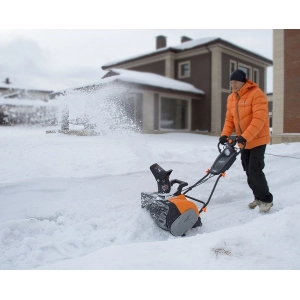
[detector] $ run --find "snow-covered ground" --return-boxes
[1,124,299,298]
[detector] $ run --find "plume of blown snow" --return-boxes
[55,83,140,135]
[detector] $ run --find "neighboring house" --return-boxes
[272,29,300,144]
[0,78,56,125]
[101,36,273,135]
[0,78,52,101]
[50,69,205,132]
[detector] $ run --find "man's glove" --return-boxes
[237,135,247,144]
[219,135,228,145]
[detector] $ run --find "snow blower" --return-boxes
[141,136,244,236]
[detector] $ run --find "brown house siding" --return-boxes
[128,60,166,76]
[191,99,204,131]
[175,53,211,131]
[284,29,300,133]
[256,66,265,91]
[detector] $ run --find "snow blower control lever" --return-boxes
[209,136,241,175]
[141,136,244,237]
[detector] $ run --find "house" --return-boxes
[271,29,300,144]
[101,36,273,135]
[50,69,205,132]
[0,78,56,125]
[0,78,52,101]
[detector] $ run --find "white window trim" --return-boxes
[230,60,237,73]
[178,61,191,79]
[253,68,259,84]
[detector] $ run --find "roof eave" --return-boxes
[102,48,180,70]
[50,78,204,98]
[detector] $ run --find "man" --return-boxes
[220,69,273,212]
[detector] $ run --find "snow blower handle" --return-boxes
[171,179,188,196]
[218,136,245,153]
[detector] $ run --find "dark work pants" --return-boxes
[240,145,273,203]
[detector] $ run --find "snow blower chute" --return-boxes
[141,136,244,236]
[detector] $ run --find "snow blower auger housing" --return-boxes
[141,136,244,236]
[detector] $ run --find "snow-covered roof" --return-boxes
[52,68,204,96]
[0,80,53,92]
[102,36,272,69]
[103,37,219,67]
[0,97,57,107]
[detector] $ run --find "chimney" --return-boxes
[181,36,192,43]
[156,35,167,49]
[4,78,11,84]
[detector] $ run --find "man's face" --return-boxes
[230,80,245,93]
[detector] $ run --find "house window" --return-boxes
[229,63,253,88]
[238,64,251,80]
[230,60,237,74]
[160,97,188,129]
[178,61,190,78]
[253,68,259,84]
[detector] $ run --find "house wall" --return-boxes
[191,98,205,131]
[135,93,143,130]
[175,53,211,131]
[284,29,300,133]
[119,85,202,133]
[129,60,165,76]
[210,46,222,135]
[272,29,284,139]
[272,29,300,144]
[142,91,155,132]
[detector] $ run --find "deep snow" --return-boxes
[1,113,299,298]
[1,125,300,271]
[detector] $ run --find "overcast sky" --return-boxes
[0,2,295,93]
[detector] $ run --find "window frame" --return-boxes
[229,62,260,89]
[159,96,190,131]
[237,63,252,80]
[178,61,191,79]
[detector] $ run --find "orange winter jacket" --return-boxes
[221,79,270,149]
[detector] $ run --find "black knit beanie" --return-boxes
[230,69,246,82]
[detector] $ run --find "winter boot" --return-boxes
[259,201,273,213]
[248,199,261,209]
